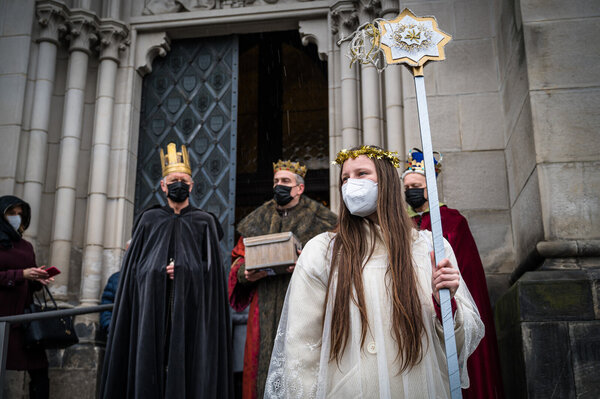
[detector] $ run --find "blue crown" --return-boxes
[402,148,442,178]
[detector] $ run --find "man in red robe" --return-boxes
[228,160,337,399]
[402,148,504,399]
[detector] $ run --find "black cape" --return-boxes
[100,205,233,398]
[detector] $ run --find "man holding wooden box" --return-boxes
[228,160,337,399]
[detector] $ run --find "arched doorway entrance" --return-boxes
[236,30,330,227]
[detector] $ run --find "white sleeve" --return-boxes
[264,234,331,399]
[434,236,485,388]
[419,231,484,389]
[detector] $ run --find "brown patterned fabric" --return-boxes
[236,196,337,397]
[237,196,337,247]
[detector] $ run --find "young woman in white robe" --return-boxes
[264,146,484,399]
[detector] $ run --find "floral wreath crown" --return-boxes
[333,145,401,168]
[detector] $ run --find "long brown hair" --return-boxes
[326,148,426,372]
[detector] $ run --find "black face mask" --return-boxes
[405,187,427,209]
[167,181,190,203]
[273,185,295,206]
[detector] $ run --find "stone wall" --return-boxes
[0,0,36,194]
[1,1,129,397]
[3,344,103,399]
[493,1,600,396]
[494,0,542,275]
[521,0,600,242]
[495,270,600,398]
[2,0,131,306]
[402,0,514,304]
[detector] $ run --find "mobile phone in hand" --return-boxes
[43,266,61,278]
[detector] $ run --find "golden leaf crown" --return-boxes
[402,147,442,178]
[160,142,192,177]
[273,160,307,178]
[333,146,401,168]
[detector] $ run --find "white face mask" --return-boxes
[6,214,21,232]
[341,178,378,217]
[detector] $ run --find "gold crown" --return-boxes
[333,146,401,168]
[272,160,307,178]
[160,143,192,177]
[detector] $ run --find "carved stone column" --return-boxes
[328,16,344,211]
[49,10,98,301]
[332,2,360,149]
[380,0,403,155]
[331,27,341,212]
[359,1,382,146]
[106,0,121,19]
[95,30,169,282]
[22,0,68,246]
[79,20,128,311]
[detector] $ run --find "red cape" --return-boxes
[228,237,260,399]
[413,205,504,399]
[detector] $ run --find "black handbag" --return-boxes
[24,286,79,349]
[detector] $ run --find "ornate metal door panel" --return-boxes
[135,36,239,264]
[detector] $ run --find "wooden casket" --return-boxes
[243,232,301,275]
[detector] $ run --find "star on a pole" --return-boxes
[378,9,451,73]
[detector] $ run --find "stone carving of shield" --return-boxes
[155,77,167,94]
[181,117,194,134]
[152,119,165,135]
[183,75,196,92]
[210,115,224,132]
[152,163,162,179]
[198,53,212,71]
[194,136,209,154]
[210,159,221,175]
[198,94,210,112]
[167,97,181,114]
[213,73,224,90]
[171,56,183,73]
[195,181,205,196]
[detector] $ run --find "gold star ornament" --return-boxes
[378,9,452,73]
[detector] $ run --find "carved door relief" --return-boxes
[135,36,239,264]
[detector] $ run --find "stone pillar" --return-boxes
[49,10,98,301]
[332,2,360,149]
[359,3,382,147]
[326,14,344,212]
[495,268,600,398]
[106,0,121,19]
[76,0,92,9]
[22,0,68,246]
[327,24,338,212]
[332,32,343,155]
[15,43,39,199]
[380,0,403,155]
[360,63,382,146]
[494,2,600,397]
[98,30,169,278]
[79,20,128,310]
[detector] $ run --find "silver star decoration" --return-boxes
[379,9,451,67]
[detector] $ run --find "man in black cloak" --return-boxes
[100,142,233,398]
